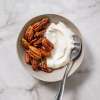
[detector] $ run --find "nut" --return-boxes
[34,29,46,38]
[32,18,49,32]
[42,37,54,51]
[31,59,39,70]
[40,48,51,57]
[24,51,31,64]
[21,38,29,49]
[33,38,42,47]
[24,25,34,41]
[39,59,53,73]
[29,46,41,59]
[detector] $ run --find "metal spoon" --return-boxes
[55,35,82,100]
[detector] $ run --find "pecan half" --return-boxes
[34,29,46,38]
[29,46,41,59]
[32,18,49,32]
[42,37,54,51]
[31,59,39,70]
[24,25,34,41]
[24,51,31,64]
[40,48,51,57]
[32,22,40,30]
[27,50,41,60]
[33,38,42,47]
[30,38,38,45]
[39,59,53,73]
[21,38,29,49]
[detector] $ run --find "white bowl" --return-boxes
[17,14,84,82]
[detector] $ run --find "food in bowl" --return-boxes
[21,17,75,73]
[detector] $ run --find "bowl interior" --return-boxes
[17,14,84,82]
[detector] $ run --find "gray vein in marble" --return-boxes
[0,80,39,100]
[0,88,38,100]
[0,38,3,42]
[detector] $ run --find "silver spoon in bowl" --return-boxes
[55,35,82,100]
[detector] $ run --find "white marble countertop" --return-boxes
[0,0,100,100]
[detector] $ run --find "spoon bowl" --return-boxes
[70,35,82,61]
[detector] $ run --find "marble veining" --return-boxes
[0,0,100,100]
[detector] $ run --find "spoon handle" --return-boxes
[55,61,74,100]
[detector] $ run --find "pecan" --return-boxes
[39,59,53,73]
[30,38,38,45]
[33,38,42,47]
[24,51,31,64]
[31,59,39,70]
[32,22,40,30]
[27,50,41,60]
[42,67,53,73]
[34,30,46,38]
[39,67,53,73]
[42,58,47,68]
[38,58,47,70]
[29,46,41,59]
[42,37,54,51]
[46,68,53,73]
[21,38,29,49]
[24,25,34,41]
[32,18,49,32]
[40,48,51,57]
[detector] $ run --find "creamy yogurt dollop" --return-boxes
[45,22,74,69]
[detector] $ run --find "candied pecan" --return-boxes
[42,59,47,68]
[34,30,46,38]
[46,68,53,73]
[24,25,34,41]
[42,37,54,51]
[27,50,35,59]
[21,38,29,49]
[33,38,42,46]
[39,59,53,73]
[32,22,40,30]
[42,67,53,73]
[30,38,38,45]
[29,46,41,59]
[40,48,51,57]
[27,50,41,60]
[32,18,49,32]
[38,59,46,70]
[24,51,31,64]
[31,59,39,70]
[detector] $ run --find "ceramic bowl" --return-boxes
[17,14,84,82]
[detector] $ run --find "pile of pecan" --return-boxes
[21,18,54,73]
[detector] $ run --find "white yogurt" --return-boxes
[45,22,74,69]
